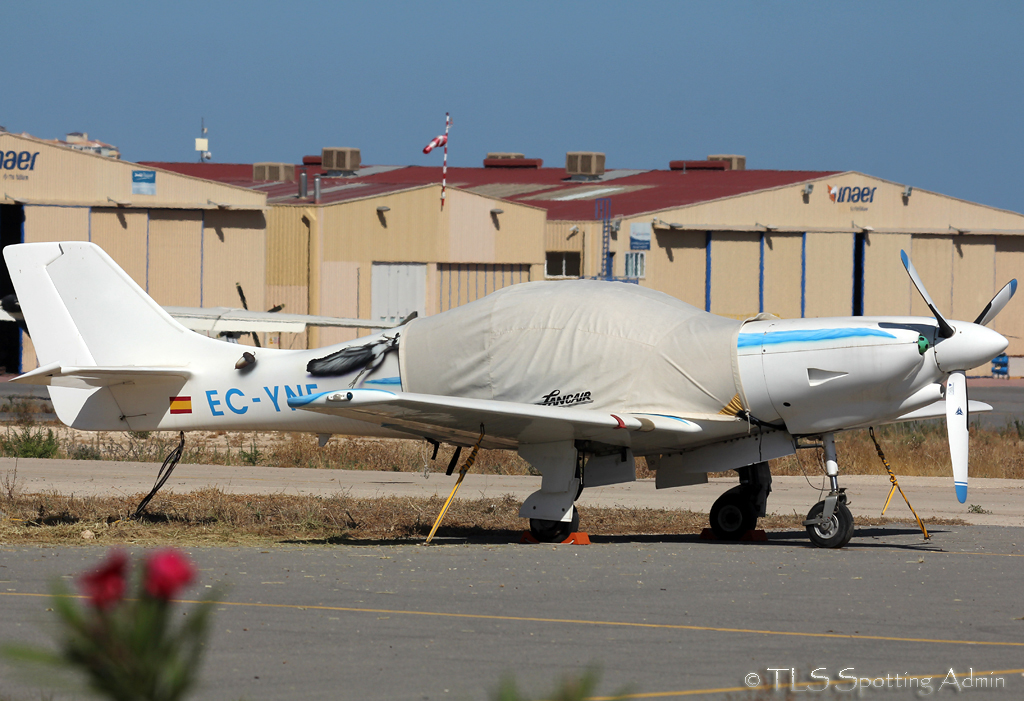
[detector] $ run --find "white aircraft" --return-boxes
[4,242,1015,547]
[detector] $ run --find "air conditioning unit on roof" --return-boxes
[322,147,361,173]
[253,163,295,182]
[566,152,605,177]
[707,154,746,171]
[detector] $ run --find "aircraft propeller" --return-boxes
[900,250,1015,503]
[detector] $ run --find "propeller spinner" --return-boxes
[900,250,1014,503]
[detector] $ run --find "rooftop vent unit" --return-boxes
[253,162,296,182]
[302,155,323,166]
[322,147,361,175]
[669,160,729,171]
[566,151,605,180]
[484,153,543,168]
[707,154,746,171]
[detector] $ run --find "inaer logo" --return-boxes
[169,396,192,414]
[826,184,877,204]
[539,389,593,407]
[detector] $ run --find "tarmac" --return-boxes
[1,528,1023,700]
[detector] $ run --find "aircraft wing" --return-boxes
[289,388,705,449]
[10,361,191,388]
[162,307,399,333]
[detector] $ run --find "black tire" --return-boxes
[709,490,757,540]
[529,508,580,543]
[805,501,854,549]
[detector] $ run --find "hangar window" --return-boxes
[625,252,646,279]
[546,251,581,278]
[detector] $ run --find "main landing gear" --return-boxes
[530,509,580,543]
[707,433,855,549]
[708,462,772,540]
[802,433,854,549]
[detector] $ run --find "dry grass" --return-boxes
[0,488,962,547]
[2,417,1023,482]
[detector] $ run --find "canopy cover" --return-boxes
[399,280,741,419]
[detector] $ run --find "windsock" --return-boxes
[423,134,447,154]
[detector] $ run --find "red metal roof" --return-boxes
[141,161,839,219]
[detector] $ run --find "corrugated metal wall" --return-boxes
[908,236,952,318]
[709,232,760,319]
[202,210,267,311]
[762,233,803,318]
[90,208,148,286]
[640,228,705,308]
[437,263,531,312]
[995,237,1024,355]
[23,205,89,242]
[804,232,854,317]
[147,210,202,306]
[950,236,996,322]
[319,261,359,346]
[863,232,912,316]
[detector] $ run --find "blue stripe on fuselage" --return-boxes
[737,328,898,349]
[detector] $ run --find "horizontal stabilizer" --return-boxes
[289,388,703,448]
[11,361,191,388]
[891,399,992,423]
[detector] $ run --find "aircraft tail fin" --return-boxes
[5,242,223,367]
[4,242,231,427]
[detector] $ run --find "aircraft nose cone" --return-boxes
[934,322,1008,373]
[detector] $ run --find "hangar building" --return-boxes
[3,129,1022,375]
[152,150,1024,361]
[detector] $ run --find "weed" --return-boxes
[967,504,992,514]
[1,464,18,501]
[239,437,263,466]
[0,426,60,458]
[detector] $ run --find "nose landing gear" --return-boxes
[802,433,855,549]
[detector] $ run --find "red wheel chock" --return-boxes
[520,531,591,545]
[699,528,767,542]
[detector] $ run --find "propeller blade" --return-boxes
[901,250,955,338]
[974,279,1018,327]
[945,371,969,503]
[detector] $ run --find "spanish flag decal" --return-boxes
[169,396,192,414]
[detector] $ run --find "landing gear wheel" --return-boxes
[805,501,854,549]
[529,509,580,543]
[709,490,758,540]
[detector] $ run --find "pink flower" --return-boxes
[144,549,195,600]
[79,550,128,610]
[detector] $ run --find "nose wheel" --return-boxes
[802,433,856,549]
[805,498,854,548]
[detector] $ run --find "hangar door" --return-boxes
[438,263,531,312]
[371,263,426,325]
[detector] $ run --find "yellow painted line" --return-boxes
[4,591,1023,648]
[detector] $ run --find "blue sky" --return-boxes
[5,1,1022,212]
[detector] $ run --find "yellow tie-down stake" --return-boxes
[424,427,485,545]
[869,427,930,540]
